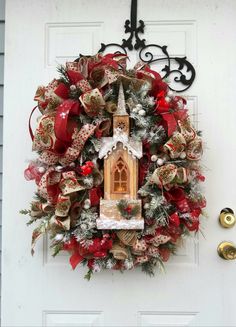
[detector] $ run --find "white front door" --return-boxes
[2,0,236,326]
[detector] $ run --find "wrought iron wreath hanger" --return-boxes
[98,0,196,92]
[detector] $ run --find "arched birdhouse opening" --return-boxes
[112,157,129,194]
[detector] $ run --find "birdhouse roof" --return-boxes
[114,82,128,116]
[98,134,142,159]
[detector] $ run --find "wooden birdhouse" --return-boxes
[96,83,144,229]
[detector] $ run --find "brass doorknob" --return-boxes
[217,241,236,260]
[219,208,236,228]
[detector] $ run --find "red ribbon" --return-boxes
[169,212,180,227]
[158,247,171,262]
[63,236,113,270]
[144,66,168,96]
[183,209,201,231]
[165,188,190,213]
[139,142,151,186]
[54,99,81,143]
[28,106,39,141]
[155,226,182,243]
[89,187,102,206]
[67,70,84,84]
[156,91,187,137]
[54,83,70,99]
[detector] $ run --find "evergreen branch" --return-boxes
[84,269,93,281]
[51,243,64,257]
[117,199,140,220]
[20,209,30,215]
[57,65,70,84]
[141,261,155,277]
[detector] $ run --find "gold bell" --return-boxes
[219,208,236,228]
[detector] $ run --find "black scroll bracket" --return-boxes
[97,0,195,92]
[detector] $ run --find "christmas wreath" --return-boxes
[22,53,206,279]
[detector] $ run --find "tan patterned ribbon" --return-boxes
[34,79,64,111]
[150,164,189,189]
[131,234,171,265]
[32,114,56,152]
[59,171,84,195]
[164,132,186,159]
[79,88,106,117]
[30,202,54,218]
[39,123,97,166]
[163,119,203,160]
[55,194,71,217]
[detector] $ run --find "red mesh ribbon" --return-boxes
[164,188,190,213]
[156,91,187,137]
[63,236,113,270]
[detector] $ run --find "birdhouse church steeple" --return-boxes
[113,83,130,137]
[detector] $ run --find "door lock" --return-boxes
[219,208,236,228]
[217,241,236,260]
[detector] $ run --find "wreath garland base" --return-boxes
[22,53,206,279]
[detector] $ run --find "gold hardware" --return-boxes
[219,208,236,228]
[217,241,236,260]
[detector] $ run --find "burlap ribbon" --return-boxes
[59,171,84,195]
[110,243,129,260]
[163,119,203,160]
[37,169,85,230]
[79,88,106,117]
[116,230,137,246]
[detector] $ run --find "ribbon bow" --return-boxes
[156,91,187,137]
[131,233,171,265]
[163,119,203,160]
[34,78,70,112]
[38,123,97,166]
